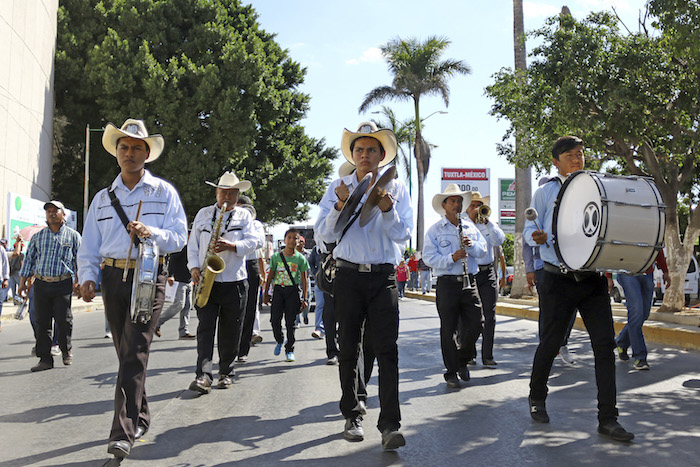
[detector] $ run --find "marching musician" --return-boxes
[423,185,487,388]
[187,172,259,394]
[465,192,505,366]
[236,195,267,363]
[78,118,188,459]
[315,122,412,450]
[524,136,634,442]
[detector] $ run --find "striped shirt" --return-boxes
[19,224,81,278]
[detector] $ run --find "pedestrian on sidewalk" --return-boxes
[524,135,634,442]
[408,253,418,291]
[615,250,670,371]
[396,260,409,299]
[78,118,188,459]
[308,243,326,340]
[0,238,9,331]
[19,201,81,372]
[418,256,432,294]
[294,236,312,327]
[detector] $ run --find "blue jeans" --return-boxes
[397,281,406,297]
[314,284,325,333]
[420,270,432,293]
[616,272,654,360]
[409,271,418,290]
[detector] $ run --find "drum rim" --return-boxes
[552,170,588,271]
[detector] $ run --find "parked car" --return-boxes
[653,254,699,306]
[611,273,625,303]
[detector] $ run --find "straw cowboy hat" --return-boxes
[102,118,165,162]
[470,191,490,206]
[338,161,356,178]
[341,121,397,168]
[432,184,473,216]
[205,171,251,191]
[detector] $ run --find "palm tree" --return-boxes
[510,0,533,298]
[359,36,471,251]
[370,105,416,185]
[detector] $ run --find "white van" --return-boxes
[654,254,699,306]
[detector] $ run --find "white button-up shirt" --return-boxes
[476,221,506,265]
[244,219,265,261]
[188,204,258,282]
[423,216,487,276]
[77,170,188,284]
[315,170,413,266]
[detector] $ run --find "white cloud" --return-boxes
[345,47,383,66]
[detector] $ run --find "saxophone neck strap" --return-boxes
[108,189,140,248]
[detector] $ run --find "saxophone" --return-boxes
[194,202,228,307]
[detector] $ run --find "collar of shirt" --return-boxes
[110,170,159,193]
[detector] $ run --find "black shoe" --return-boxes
[107,440,131,458]
[303,315,309,325]
[598,420,634,442]
[467,358,477,365]
[189,377,212,394]
[179,333,196,340]
[62,351,73,366]
[458,367,470,382]
[483,358,497,366]
[381,428,406,450]
[31,360,53,372]
[528,396,550,423]
[134,425,148,440]
[446,375,461,388]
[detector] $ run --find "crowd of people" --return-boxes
[3,118,664,460]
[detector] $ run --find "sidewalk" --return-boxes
[0,295,104,327]
[405,290,700,351]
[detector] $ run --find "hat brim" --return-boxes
[43,201,65,211]
[341,128,397,168]
[102,122,165,163]
[205,180,252,192]
[432,191,473,216]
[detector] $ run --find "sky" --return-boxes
[245,0,649,243]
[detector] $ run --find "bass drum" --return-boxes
[553,171,665,274]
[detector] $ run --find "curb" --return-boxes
[405,291,700,351]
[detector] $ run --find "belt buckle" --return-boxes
[358,263,372,273]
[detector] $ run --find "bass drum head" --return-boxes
[554,172,602,270]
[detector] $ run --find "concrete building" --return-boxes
[0,1,58,239]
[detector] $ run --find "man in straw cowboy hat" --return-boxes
[422,184,487,388]
[187,171,260,394]
[315,121,412,450]
[77,118,188,458]
[465,191,505,367]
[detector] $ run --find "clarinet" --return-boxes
[456,213,473,290]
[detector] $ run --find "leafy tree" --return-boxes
[486,7,700,312]
[53,0,335,226]
[358,36,471,251]
[369,106,415,186]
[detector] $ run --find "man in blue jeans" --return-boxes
[615,251,670,371]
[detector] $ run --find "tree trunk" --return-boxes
[509,0,532,298]
[413,98,424,252]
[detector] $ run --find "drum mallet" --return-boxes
[524,207,550,248]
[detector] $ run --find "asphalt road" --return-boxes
[1,298,699,466]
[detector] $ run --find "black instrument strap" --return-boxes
[107,189,140,247]
[279,251,298,288]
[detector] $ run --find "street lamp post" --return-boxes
[84,125,104,228]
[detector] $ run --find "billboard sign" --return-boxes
[440,168,490,198]
[499,178,516,234]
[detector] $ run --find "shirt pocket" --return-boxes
[435,234,455,254]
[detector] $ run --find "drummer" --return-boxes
[524,136,634,442]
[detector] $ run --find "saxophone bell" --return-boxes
[194,201,229,308]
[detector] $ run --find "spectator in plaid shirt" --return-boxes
[19,200,81,372]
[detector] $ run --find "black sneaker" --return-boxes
[458,366,470,382]
[598,420,634,442]
[633,359,650,370]
[217,375,233,389]
[528,396,550,423]
[446,374,461,388]
[617,346,629,361]
[343,417,364,441]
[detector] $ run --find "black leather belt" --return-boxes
[438,274,475,284]
[478,264,493,272]
[543,262,599,282]
[335,259,395,274]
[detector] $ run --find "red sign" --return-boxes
[442,168,488,180]
[501,210,516,217]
